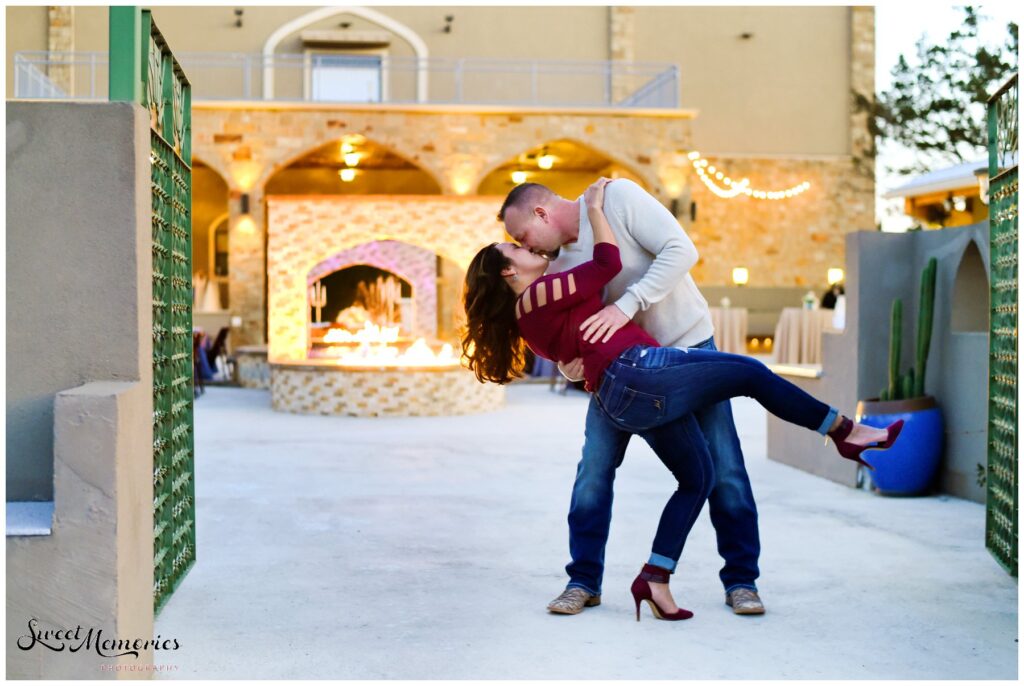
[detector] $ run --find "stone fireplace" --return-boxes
[266,195,506,416]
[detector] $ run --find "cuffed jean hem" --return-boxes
[724,582,759,594]
[566,581,601,596]
[815,406,840,435]
[647,552,678,571]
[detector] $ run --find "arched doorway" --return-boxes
[476,139,649,198]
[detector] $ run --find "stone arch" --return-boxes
[258,134,443,194]
[474,137,654,194]
[951,240,990,332]
[262,6,429,102]
[190,153,231,187]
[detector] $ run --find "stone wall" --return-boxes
[271,364,504,417]
[193,103,873,346]
[45,7,73,94]
[193,104,695,346]
[688,155,874,288]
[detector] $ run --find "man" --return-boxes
[499,180,765,616]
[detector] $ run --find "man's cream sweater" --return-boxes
[548,179,714,350]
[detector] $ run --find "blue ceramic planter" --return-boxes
[855,396,944,496]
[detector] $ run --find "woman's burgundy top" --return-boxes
[515,243,660,392]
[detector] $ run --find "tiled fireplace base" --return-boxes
[270,361,505,417]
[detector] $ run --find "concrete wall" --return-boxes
[6,101,156,677]
[7,101,150,501]
[767,223,992,502]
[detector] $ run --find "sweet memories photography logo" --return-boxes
[16,617,180,658]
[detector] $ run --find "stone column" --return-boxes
[609,6,635,105]
[46,6,74,95]
[228,187,267,348]
[849,5,876,225]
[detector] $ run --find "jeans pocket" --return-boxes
[605,386,666,432]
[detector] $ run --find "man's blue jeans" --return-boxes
[566,337,768,596]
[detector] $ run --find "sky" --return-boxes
[874,2,1020,231]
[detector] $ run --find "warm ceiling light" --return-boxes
[343,152,361,167]
[341,141,354,154]
[511,170,527,184]
[339,168,356,182]
[732,267,749,286]
[537,154,555,170]
[827,268,845,285]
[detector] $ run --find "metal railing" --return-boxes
[14,51,680,109]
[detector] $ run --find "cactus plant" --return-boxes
[914,258,937,397]
[886,299,902,400]
[882,258,938,401]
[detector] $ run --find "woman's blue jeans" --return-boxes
[593,344,838,571]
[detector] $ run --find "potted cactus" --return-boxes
[856,258,944,495]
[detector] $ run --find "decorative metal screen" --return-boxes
[986,73,1018,577]
[110,7,196,612]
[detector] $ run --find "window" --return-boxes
[310,54,382,103]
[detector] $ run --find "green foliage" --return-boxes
[855,6,1018,175]
[884,258,938,400]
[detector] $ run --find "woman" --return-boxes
[462,178,903,622]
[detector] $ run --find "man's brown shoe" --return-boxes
[725,588,766,615]
[547,587,601,614]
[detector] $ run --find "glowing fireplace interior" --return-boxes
[306,243,461,368]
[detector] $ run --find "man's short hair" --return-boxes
[498,183,554,222]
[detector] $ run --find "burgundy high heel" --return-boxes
[630,564,693,622]
[827,417,905,471]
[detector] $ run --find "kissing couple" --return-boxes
[462,178,902,621]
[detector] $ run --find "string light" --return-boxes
[686,151,811,201]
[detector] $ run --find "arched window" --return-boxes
[951,241,989,332]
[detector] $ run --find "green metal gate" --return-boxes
[110,7,196,611]
[985,72,1018,577]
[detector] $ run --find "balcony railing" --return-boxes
[13,51,679,109]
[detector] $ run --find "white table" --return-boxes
[708,307,748,354]
[772,308,841,365]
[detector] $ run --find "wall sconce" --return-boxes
[511,170,527,184]
[339,168,356,182]
[240,193,250,214]
[233,8,243,28]
[443,14,454,33]
[827,268,844,285]
[732,267,749,286]
[974,166,990,205]
[537,152,555,170]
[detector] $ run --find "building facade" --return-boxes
[7,5,875,351]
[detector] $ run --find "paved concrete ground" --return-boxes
[155,384,1017,679]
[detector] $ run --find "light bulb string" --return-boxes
[687,151,811,200]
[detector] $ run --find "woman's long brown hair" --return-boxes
[461,243,528,384]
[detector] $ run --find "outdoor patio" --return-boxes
[153,384,1017,680]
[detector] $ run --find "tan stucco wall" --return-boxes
[6,100,155,679]
[5,6,48,99]
[8,6,863,156]
[633,6,853,154]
